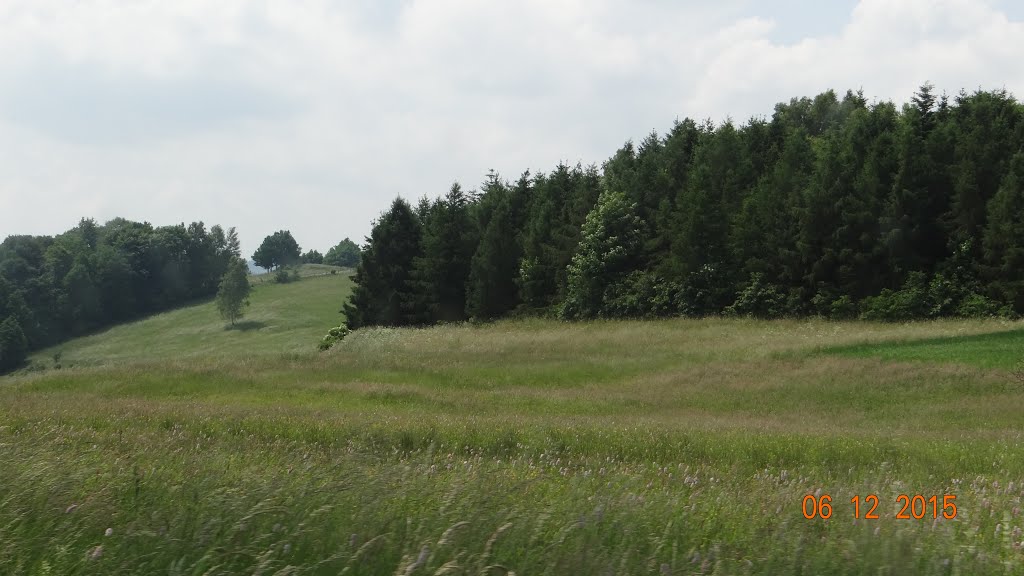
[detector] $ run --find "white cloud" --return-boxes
[1,0,1022,255]
[686,0,1024,119]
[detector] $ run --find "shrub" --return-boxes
[678,264,733,317]
[828,295,858,319]
[318,324,351,351]
[724,273,785,318]
[784,288,809,316]
[810,290,831,317]
[274,268,302,284]
[600,271,681,318]
[927,273,962,317]
[859,272,930,321]
[956,293,1004,318]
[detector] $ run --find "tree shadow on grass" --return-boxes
[225,320,267,332]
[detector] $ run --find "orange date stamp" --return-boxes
[802,494,958,519]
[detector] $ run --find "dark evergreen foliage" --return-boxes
[342,198,422,329]
[337,85,1024,327]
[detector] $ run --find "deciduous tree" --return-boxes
[216,258,251,326]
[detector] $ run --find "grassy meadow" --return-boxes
[1,271,1023,574]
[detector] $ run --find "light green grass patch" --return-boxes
[821,325,1024,370]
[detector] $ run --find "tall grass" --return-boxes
[2,282,1023,574]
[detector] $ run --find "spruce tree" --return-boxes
[982,151,1024,312]
[342,198,422,329]
[466,174,529,319]
[408,184,477,323]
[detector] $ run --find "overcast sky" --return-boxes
[2,0,1023,257]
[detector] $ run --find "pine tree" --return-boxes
[342,198,423,329]
[982,151,1024,312]
[408,184,477,323]
[466,173,530,319]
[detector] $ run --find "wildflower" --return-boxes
[89,546,103,560]
[104,528,113,537]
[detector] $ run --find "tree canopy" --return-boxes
[343,85,1024,327]
[0,218,241,372]
[300,249,324,264]
[252,231,301,271]
[342,198,422,329]
[324,238,360,268]
[216,258,252,326]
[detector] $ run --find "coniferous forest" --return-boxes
[0,218,242,370]
[345,85,1024,328]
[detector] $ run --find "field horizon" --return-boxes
[2,273,1023,574]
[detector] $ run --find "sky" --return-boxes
[2,0,1023,257]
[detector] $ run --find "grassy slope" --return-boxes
[2,283,1024,575]
[27,267,353,367]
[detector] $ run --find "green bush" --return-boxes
[318,324,351,351]
[859,272,930,321]
[810,290,831,317]
[600,271,681,318]
[724,273,785,318]
[926,273,962,317]
[828,295,858,319]
[274,268,302,284]
[678,264,733,317]
[784,288,810,316]
[956,293,1003,317]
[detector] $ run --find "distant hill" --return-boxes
[26,268,354,369]
[247,259,268,275]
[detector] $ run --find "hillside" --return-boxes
[3,311,1023,573]
[4,259,1024,574]
[25,265,353,369]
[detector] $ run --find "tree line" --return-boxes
[0,218,242,371]
[251,231,360,270]
[344,85,1024,329]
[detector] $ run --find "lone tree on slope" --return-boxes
[252,230,301,271]
[216,258,252,326]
